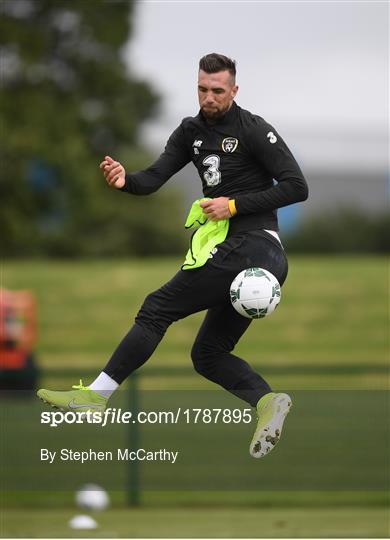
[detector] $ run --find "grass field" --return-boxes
[2,256,388,379]
[2,507,389,538]
[1,256,388,538]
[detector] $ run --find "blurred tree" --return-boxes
[284,208,390,253]
[0,0,186,256]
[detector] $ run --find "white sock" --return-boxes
[89,372,119,399]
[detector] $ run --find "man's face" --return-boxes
[198,69,238,120]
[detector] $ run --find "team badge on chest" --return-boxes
[222,137,238,153]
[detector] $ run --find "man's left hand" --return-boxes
[200,197,232,221]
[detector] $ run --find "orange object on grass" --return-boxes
[0,289,37,369]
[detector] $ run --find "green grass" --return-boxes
[1,256,388,389]
[2,507,389,537]
[1,257,388,538]
[3,490,388,509]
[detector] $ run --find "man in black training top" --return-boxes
[38,53,308,458]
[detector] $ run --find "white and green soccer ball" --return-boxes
[230,268,281,319]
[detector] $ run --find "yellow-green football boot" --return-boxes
[250,392,292,458]
[37,380,107,413]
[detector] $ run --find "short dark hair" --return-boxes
[199,53,236,80]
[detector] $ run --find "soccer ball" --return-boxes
[230,268,281,319]
[75,483,109,512]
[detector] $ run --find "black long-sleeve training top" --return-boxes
[121,101,308,234]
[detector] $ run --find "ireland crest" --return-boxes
[222,137,238,153]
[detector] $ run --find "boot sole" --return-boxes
[250,393,292,458]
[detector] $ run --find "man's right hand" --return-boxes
[99,155,126,189]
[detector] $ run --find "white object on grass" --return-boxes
[69,514,98,529]
[75,483,109,511]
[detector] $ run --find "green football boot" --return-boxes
[37,380,107,413]
[250,392,292,458]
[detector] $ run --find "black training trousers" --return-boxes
[103,230,288,407]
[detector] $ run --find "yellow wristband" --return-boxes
[228,199,237,217]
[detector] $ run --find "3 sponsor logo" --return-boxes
[267,131,277,144]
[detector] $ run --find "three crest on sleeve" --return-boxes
[222,137,238,153]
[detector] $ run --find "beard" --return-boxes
[201,103,230,121]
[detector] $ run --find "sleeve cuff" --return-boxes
[119,174,131,192]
